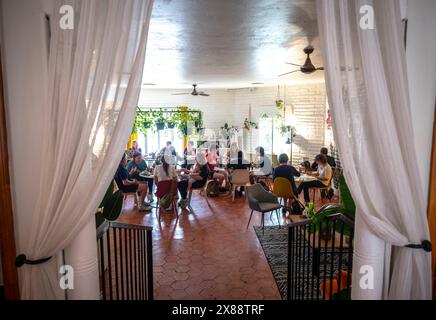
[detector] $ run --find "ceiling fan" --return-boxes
[278,45,324,77]
[171,84,210,96]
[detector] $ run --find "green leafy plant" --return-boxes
[95,182,124,228]
[275,99,284,110]
[306,174,355,235]
[243,118,258,130]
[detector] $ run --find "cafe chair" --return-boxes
[246,184,282,234]
[272,177,299,213]
[155,180,179,221]
[113,180,138,207]
[187,180,211,210]
[230,169,251,201]
[310,168,335,203]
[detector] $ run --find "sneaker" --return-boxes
[178,199,188,209]
[147,193,154,202]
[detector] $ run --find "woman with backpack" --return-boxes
[153,152,178,211]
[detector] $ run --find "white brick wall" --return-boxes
[138,83,328,163]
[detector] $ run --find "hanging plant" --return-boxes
[153,109,166,130]
[275,99,284,110]
[243,118,258,130]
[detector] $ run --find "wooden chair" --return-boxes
[230,169,251,201]
[311,168,335,203]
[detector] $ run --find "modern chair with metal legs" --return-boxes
[246,184,282,234]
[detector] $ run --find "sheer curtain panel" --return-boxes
[15,0,153,299]
[316,0,432,299]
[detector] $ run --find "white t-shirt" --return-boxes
[154,164,177,182]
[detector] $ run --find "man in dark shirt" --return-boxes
[114,154,151,211]
[311,147,336,170]
[273,153,300,195]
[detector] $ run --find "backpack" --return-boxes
[159,192,172,209]
[206,180,220,197]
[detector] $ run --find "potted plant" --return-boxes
[244,118,258,130]
[275,99,284,110]
[306,174,356,239]
[95,182,124,228]
[154,110,166,130]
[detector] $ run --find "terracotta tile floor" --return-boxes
[117,190,337,300]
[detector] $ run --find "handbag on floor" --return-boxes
[206,180,220,197]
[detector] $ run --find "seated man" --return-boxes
[297,154,332,205]
[273,153,300,212]
[177,153,210,208]
[114,154,151,211]
[273,153,300,195]
[126,152,154,202]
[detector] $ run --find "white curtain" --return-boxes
[316,0,432,299]
[18,0,153,299]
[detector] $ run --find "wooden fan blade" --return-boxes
[285,62,303,67]
[316,67,324,71]
[172,93,191,95]
[199,92,210,96]
[278,70,300,77]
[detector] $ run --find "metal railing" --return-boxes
[96,221,153,300]
[287,213,354,300]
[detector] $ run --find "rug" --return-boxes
[254,225,352,300]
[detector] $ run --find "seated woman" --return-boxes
[273,153,300,211]
[177,152,210,208]
[297,154,332,205]
[153,154,178,211]
[126,152,154,202]
[206,144,229,191]
[252,146,272,174]
[129,140,142,158]
[114,154,151,211]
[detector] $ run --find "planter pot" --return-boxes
[156,122,165,130]
[143,121,151,128]
[167,123,175,129]
[319,227,333,241]
[194,121,199,128]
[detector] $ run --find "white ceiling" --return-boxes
[142,0,324,89]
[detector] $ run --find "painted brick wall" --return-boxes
[138,82,328,163]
